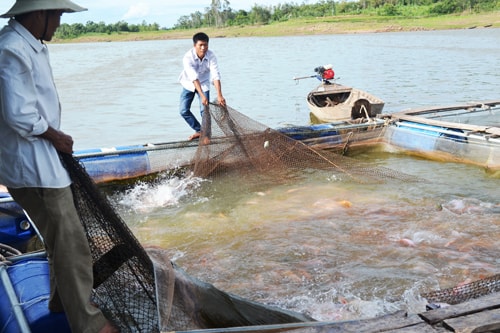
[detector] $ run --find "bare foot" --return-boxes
[188,132,201,141]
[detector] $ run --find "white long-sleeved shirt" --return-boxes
[178,48,221,93]
[0,19,71,188]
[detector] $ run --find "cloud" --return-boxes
[0,0,292,28]
[123,2,151,20]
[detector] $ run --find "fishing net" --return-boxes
[57,102,499,332]
[192,103,421,184]
[147,248,312,331]
[421,273,500,305]
[61,153,312,333]
[60,153,158,332]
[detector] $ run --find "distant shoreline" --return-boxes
[54,12,500,43]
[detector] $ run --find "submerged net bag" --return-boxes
[147,248,312,331]
[61,153,158,332]
[188,103,500,308]
[192,103,421,183]
[61,153,312,332]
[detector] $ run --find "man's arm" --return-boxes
[39,127,74,154]
[213,79,226,107]
[193,79,209,106]
[208,53,226,107]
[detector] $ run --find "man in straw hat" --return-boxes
[0,1,119,332]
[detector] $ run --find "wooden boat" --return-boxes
[279,118,386,152]
[380,100,500,172]
[307,82,385,124]
[294,65,385,124]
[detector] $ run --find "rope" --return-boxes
[0,243,22,258]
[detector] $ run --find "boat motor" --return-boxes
[314,64,335,83]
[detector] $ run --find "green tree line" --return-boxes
[175,0,498,28]
[55,20,160,39]
[54,0,498,39]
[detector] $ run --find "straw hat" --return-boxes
[1,0,87,18]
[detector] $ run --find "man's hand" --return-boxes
[214,80,226,107]
[39,127,74,154]
[218,95,226,107]
[201,94,209,106]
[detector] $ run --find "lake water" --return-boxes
[49,29,499,321]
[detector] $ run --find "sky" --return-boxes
[0,0,291,29]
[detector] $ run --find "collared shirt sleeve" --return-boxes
[0,19,70,189]
[0,46,49,141]
[208,52,221,82]
[179,49,222,92]
[182,49,199,83]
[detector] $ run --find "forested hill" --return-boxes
[55,0,499,39]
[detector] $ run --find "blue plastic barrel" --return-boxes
[278,124,340,141]
[75,145,151,183]
[0,259,71,333]
[389,121,443,151]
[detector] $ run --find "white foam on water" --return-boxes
[277,292,408,322]
[442,197,498,215]
[115,174,205,213]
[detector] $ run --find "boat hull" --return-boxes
[307,83,385,123]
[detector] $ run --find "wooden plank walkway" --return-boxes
[177,291,500,333]
[386,99,500,137]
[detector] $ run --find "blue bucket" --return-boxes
[0,259,70,333]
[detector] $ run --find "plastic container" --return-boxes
[0,193,35,251]
[0,259,71,333]
[75,145,151,183]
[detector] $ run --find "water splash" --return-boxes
[441,197,499,215]
[114,173,205,214]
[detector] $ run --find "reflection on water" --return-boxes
[111,153,499,321]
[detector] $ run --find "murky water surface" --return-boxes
[49,29,499,320]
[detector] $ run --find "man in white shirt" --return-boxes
[178,32,226,141]
[0,0,118,332]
